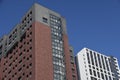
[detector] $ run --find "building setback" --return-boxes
[0,3,77,80]
[69,46,78,80]
[76,48,120,80]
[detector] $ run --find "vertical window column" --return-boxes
[50,14,66,80]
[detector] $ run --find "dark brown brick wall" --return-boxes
[63,34,73,80]
[63,34,78,80]
[0,21,78,80]
[0,24,34,80]
[33,22,54,80]
[72,64,78,80]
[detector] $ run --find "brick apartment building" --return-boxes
[0,3,77,80]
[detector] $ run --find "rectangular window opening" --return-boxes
[42,17,48,23]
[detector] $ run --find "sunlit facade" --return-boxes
[76,48,120,80]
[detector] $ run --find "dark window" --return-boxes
[89,69,92,75]
[18,68,22,72]
[28,14,30,17]
[12,75,14,78]
[18,76,22,80]
[29,63,32,66]
[29,72,32,75]
[23,73,25,76]
[72,75,76,80]
[97,72,100,78]
[19,60,22,64]
[105,57,109,71]
[27,57,29,60]
[23,64,25,67]
[8,70,11,74]
[93,70,96,76]
[30,55,32,58]
[30,47,32,50]
[19,52,22,56]
[30,11,32,14]
[101,73,104,79]
[26,75,29,78]
[30,18,32,21]
[98,54,102,68]
[109,76,112,80]
[91,77,97,80]
[42,17,48,23]
[9,56,13,59]
[90,51,94,65]
[93,52,98,67]
[30,32,32,35]
[9,63,12,67]
[87,53,90,64]
[30,25,32,28]
[27,35,29,38]
[72,68,75,73]
[30,39,32,42]
[26,66,29,69]
[105,75,108,80]
[101,55,105,69]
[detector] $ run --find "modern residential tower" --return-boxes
[0,3,77,80]
[76,48,120,80]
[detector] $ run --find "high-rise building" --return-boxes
[0,3,77,80]
[76,48,120,80]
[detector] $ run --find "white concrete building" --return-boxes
[76,48,120,80]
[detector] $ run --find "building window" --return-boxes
[8,70,11,74]
[93,70,96,76]
[89,69,92,75]
[101,55,105,69]
[97,72,100,78]
[29,72,32,76]
[87,53,90,64]
[30,32,32,35]
[93,52,98,67]
[23,64,25,67]
[90,51,94,65]
[19,60,22,64]
[18,76,22,80]
[98,54,102,68]
[101,73,104,79]
[18,67,22,72]
[29,47,32,50]
[105,57,109,71]
[30,11,32,14]
[23,73,25,76]
[9,56,13,59]
[42,17,48,23]
[29,63,32,67]
[72,68,75,73]
[91,77,97,80]
[19,52,22,56]
[72,75,76,80]
[109,76,112,80]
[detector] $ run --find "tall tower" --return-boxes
[76,48,120,80]
[0,3,77,80]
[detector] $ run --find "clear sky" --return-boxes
[0,0,120,65]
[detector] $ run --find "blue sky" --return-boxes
[0,0,120,65]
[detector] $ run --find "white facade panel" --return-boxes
[76,48,120,80]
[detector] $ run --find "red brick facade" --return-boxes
[0,24,34,80]
[0,21,78,80]
[33,22,54,80]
